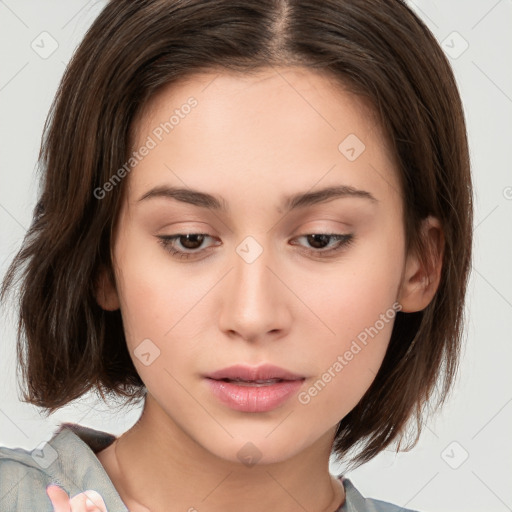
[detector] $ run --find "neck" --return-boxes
[101,396,345,512]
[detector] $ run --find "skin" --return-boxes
[46,484,107,511]
[95,66,443,512]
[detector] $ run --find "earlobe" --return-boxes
[398,216,444,313]
[94,264,120,311]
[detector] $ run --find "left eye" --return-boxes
[292,233,354,252]
[157,232,354,260]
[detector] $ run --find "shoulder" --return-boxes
[341,477,421,512]
[0,441,58,510]
[0,422,126,512]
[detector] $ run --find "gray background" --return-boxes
[1,1,511,511]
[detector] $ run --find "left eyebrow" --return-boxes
[137,184,378,212]
[282,185,378,211]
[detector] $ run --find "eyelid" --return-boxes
[290,233,354,256]
[156,231,354,261]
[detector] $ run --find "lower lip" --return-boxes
[205,378,304,412]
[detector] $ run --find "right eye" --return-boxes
[156,233,219,260]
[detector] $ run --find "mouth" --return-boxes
[212,378,292,387]
[205,363,305,382]
[204,364,305,412]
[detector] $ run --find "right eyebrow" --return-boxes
[138,186,228,210]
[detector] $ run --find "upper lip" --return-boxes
[206,364,305,381]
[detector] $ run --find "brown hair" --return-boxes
[1,0,472,467]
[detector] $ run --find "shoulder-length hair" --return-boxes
[1,0,472,467]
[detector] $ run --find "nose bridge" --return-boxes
[233,235,278,315]
[219,235,289,340]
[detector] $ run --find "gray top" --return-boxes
[0,423,419,511]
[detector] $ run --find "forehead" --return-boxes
[134,66,381,143]
[127,66,400,205]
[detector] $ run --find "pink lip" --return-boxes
[205,364,304,381]
[204,364,305,413]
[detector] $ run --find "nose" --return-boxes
[217,237,292,343]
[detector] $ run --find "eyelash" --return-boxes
[156,232,355,260]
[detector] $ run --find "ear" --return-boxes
[94,264,120,311]
[397,216,444,313]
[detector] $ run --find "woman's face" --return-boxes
[104,66,417,464]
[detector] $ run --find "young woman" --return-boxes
[0,0,472,510]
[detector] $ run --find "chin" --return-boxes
[202,429,316,467]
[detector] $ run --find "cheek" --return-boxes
[113,231,214,376]
[292,234,403,414]
[112,257,190,394]
[113,231,179,346]
[296,297,397,428]
[297,231,403,344]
